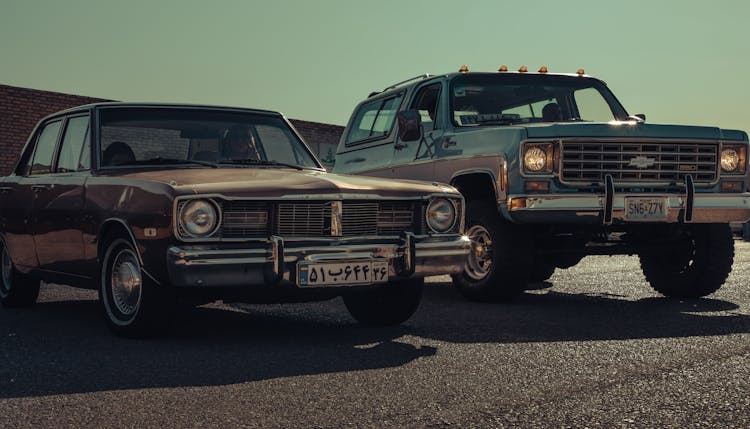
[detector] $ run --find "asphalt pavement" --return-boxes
[1,241,749,428]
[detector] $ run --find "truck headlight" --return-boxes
[426,198,457,233]
[522,143,554,174]
[721,147,741,173]
[179,199,219,237]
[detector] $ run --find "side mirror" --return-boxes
[397,110,422,142]
[630,113,646,122]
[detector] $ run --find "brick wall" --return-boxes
[0,84,344,175]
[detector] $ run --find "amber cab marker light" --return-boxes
[498,65,508,72]
[538,66,548,73]
[577,68,585,76]
[459,64,469,73]
[519,65,528,73]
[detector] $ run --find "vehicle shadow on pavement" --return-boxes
[413,281,750,344]
[0,294,435,399]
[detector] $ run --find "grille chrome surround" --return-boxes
[559,139,719,185]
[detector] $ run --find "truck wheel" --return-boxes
[0,240,40,308]
[639,224,733,298]
[343,278,423,325]
[99,237,172,337]
[451,201,531,301]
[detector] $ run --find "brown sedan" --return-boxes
[0,103,469,337]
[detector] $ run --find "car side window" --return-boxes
[25,120,62,175]
[57,116,91,173]
[410,83,441,132]
[345,93,404,145]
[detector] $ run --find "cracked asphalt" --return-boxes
[1,241,749,428]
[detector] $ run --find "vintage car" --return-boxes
[334,65,750,301]
[0,103,470,337]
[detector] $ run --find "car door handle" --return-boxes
[31,185,50,192]
[345,157,366,164]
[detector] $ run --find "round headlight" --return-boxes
[179,199,219,237]
[524,147,547,172]
[721,148,740,172]
[426,198,457,233]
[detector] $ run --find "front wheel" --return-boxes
[639,224,734,298]
[99,237,172,337]
[451,201,532,301]
[343,278,423,325]
[0,240,40,308]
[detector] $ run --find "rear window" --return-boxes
[345,94,404,144]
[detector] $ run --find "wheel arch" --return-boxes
[450,170,499,203]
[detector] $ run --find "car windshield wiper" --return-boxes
[218,159,305,170]
[127,157,219,168]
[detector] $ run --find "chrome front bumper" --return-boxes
[166,234,470,288]
[506,175,750,224]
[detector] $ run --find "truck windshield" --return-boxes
[450,74,628,127]
[98,108,320,169]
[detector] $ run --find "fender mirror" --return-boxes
[397,110,422,142]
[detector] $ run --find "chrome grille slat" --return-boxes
[221,201,270,238]
[560,140,718,184]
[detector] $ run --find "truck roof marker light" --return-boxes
[538,66,548,73]
[577,68,585,76]
[459,65,469,73]
[519,65,528,73]
[498,65,508,72]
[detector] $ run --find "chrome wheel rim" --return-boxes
[0,246,11,297]
[465,224,493,280]
[110,249,142,317]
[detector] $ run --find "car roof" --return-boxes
[45,102,285,119]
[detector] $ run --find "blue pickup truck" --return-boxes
[334,65,750,301]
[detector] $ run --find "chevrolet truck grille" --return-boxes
[560,140,718,184]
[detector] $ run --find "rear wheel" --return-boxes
[0,240,40,308]
[99,237,173,337]
[639,224,733,298]
[343,278,423,325]
[451,201,532,301]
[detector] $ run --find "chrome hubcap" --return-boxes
[0,247,11,296]
[465,225,493,280]
[110,249,142,317]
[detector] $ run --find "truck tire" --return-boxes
[99,236,173,338]
[0,239,40,308]
[451,201,532,301]
[639,224,733,298]
[343,278,423,325]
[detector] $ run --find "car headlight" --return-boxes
[523,143,554,174]
[179,199,219,237]
[426,198,457,233]
[721,147,740,173]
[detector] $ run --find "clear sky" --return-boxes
[1,0,748,129]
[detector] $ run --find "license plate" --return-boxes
[625,197,668,220]
[297,260,389,287]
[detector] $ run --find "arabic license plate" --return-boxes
[625,197,668,220]
[297,260,389,287]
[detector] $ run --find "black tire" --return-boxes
[343,278,423,325]
[0,239,40,308]
[451,201,532,301]
[99,237,173,338]
[529,258,556,282]
[639,224,733,298]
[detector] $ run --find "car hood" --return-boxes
[522,121,748,141]
[112,168,457,199]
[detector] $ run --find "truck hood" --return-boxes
[110,168,457,199]
[523,121,748,141]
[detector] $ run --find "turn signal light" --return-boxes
[509,197,527,209]
[720,180,743,193]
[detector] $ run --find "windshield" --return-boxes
[98,108,320,169]
[450,74,628,126]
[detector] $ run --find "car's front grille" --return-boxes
[560,140,718,184]
[187,200,424,240]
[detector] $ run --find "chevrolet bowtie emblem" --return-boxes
[627,155,656,169]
